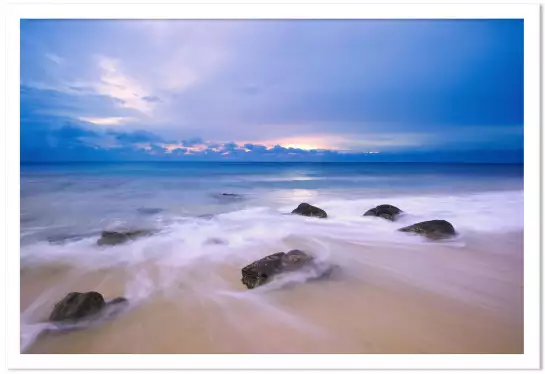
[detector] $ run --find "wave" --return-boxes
[20,189,523,351]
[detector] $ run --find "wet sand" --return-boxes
[21,232,523,354]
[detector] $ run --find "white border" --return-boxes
[5,2,541,370]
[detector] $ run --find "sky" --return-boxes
[20,19,524,162]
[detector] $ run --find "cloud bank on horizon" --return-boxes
[21,19,523,162]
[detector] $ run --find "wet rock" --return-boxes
[137,207,163,215]
[108,296,129,305]
[363,204,403,221]
[241,250,330,289]
[48,292,130,327]
[205,237,227,245]
[214,193,244,204]
[398,219,456,240]
[48,232,98,245]
[291,203,328,218]
[49,292,106,322]
[282,249,313,271]
[97,229,153,246]
[241,252,285,289]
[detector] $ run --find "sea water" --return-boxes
[20,162,524,353]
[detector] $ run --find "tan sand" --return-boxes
[21,232,523,354]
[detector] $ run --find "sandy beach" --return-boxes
[22,231,523,354]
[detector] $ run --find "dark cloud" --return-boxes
[141,95,162,103]
[181,137,204,147]
[20,20,523,163]
[106,129,164,144]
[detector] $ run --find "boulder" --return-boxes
[291,203,328,218]
[97,229,153,246]
[398,220,456,240]
[48,292,106,322]
[48,292,129,323]
[241,250,328,289]
[363,204,402,221]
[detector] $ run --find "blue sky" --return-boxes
[20,19,523,162]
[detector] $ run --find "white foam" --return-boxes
[20,190,523,351]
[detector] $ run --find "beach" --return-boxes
[20,162,524,353]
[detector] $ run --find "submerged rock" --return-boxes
[204,237,227,245]
[97,229,153,246]
[48,292,129,324]
[108,296,129,305]
[241,250,330,289]
[47,232,98,245]
[363,204,403,221]
[291,203,328,218]
[137,207,163,215]
[398,220,456,240]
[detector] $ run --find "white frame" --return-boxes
[5,2,541,370]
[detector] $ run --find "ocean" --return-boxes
[20,162,524,353]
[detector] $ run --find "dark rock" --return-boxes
[49,292,106,322]
[107,297,129,305]
[398,219,456,240]
[48,232,99,244]
[137,207,163,215]
[291,203,327,218]
[241,250,326,289]
[97,229,153,246]
[282,249,313,271]
[205,237,227,245]
[241,252,285,289]
[363,204,403,221]
[214,193,243,204]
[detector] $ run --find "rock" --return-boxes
[205,237,227,245]
[108,296,129,305]
[291,203,328,218]
[49,292,106,322]
[282,249,313,271]
[137,207,163,215]
[363,204,402,221]
[97,229,153,246]
[48,292,129,326]
[214,193,243,204]
[241,252,285,289]
[48,232,97,244]
[398,220,456,240]
[241,250,326,289]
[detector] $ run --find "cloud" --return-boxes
[93,55,156,116]
[20,19,524,162]
[79,116,135,126]
[45,53,65,65]
[106,129,164,144]
[141,95,162,103]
